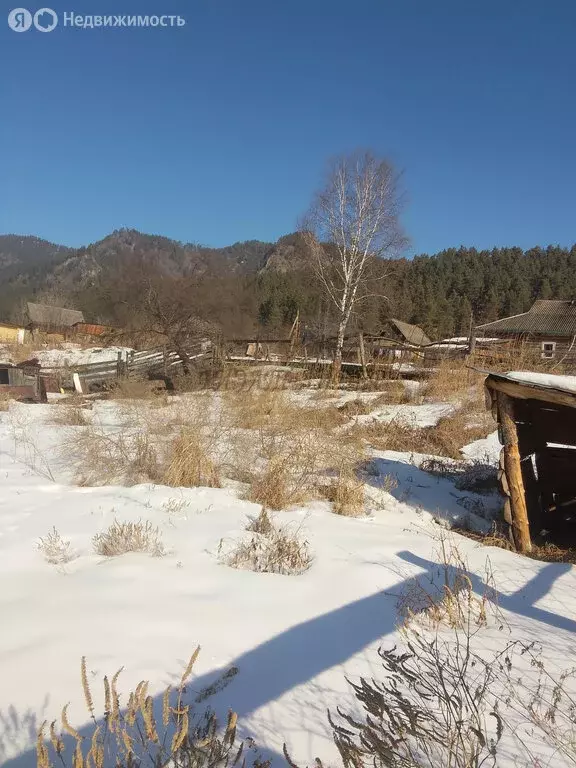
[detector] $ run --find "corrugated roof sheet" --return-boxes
[388,318,431,346]
[27,302,85,328]
[477,300,576,338]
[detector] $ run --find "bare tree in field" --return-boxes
[302,151,405,383]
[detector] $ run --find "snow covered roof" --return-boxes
[484,370,576,406]
[506,371,576,395]
[476,300,576,337]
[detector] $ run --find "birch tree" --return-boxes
[302,152,405,383]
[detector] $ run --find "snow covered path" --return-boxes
[1,404,576,767]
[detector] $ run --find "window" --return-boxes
[541,341,556,359]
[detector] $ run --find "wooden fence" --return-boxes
[39,340,211,391]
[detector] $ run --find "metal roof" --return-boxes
[27,302,85,328]
[387,318,431,346]
[477,300,576,338]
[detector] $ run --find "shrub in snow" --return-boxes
[37,651,266,768]
[221,512,312,575]
[71,427,161,486]
[37,527,76,565]
[325,625,505,768]
[93,520,164,557]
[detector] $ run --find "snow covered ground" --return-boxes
[1,392,575,767]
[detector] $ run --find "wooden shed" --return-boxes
[0,363,46,402]
[485,371,576,552]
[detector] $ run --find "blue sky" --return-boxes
[1,0,575,254]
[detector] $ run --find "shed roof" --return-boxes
[27,302,85,328]
[484,370,576,410]
[477,300,576,338]
[387,318,431,346]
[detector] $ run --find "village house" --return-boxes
[26,302,85,341]
[0,321,30,345]
[476,299,576,365]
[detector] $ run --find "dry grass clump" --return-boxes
[221,511,312,575]
[0,392,14,411]
[371,381,416,406]
[163,428,221,488]
[37,651,258,768]
[226,388,289,429]
[397,533,497,630]
[112,377,165,401]
[247,426,365,509]
[423,358,482,402]
[324,471,365,517]
[246,506,275,535]
[225,388,345,432]
[37,527,76,565]
[93,519,165,557]
[337,398,371,417]
[246,458,305,509]
[51,404,90,426]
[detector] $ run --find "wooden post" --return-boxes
[358,333,368,380]
[497,391,532,553]
[163,346,169,379]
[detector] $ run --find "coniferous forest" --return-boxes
[0,233,575,341]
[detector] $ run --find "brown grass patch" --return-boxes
[246,425,365,509]
[338,398,372,417]
[0,392,14,411]
[163,428,221,488]
[51,404,90,426]
[111,377,166,401]
[361,406,494,460]
[324,471,365,516]
[422,358,483,402]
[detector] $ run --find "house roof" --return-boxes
[27,302,85,328]
[477,300,576,338]
[387,318,431,346]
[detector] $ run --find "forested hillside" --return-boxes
[1,230,575,341]
[256,244,576,339]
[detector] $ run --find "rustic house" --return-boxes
[359,319,431,367]
[485,371,576,553]
[476,300,576,365]
[27,302,85,340]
